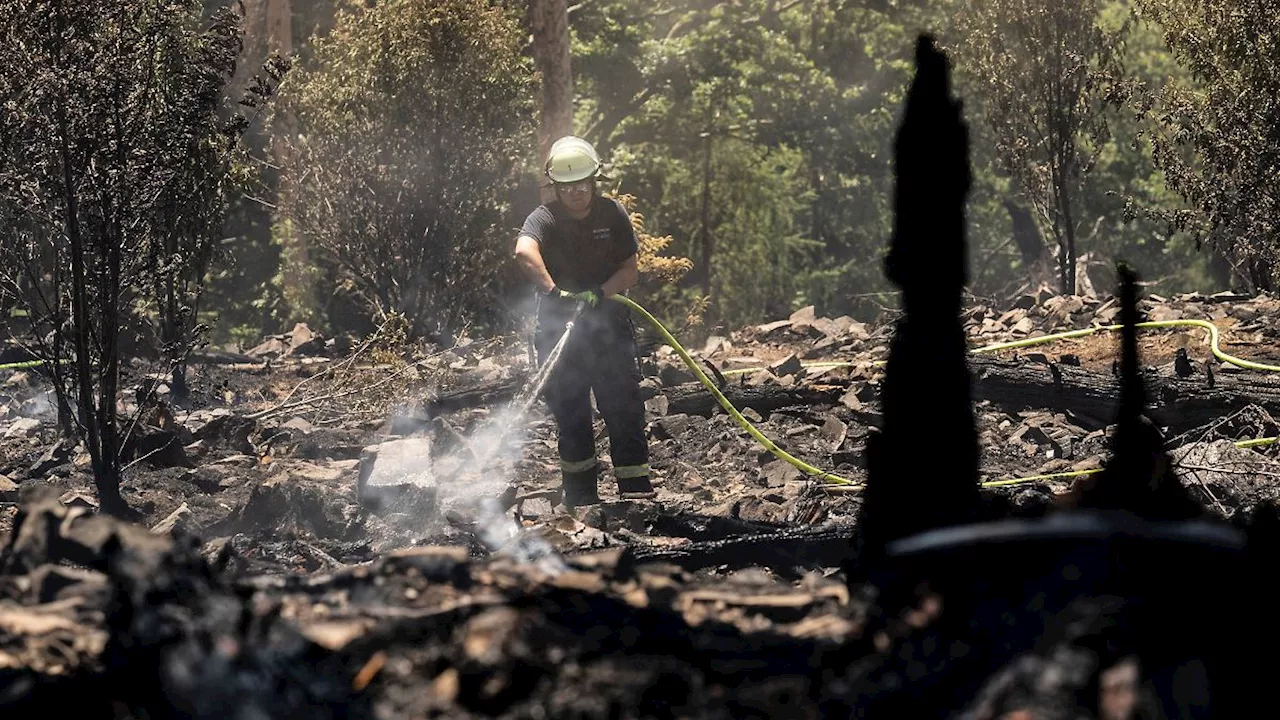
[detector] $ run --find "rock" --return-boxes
[651,414,695,441]
[358,437,437,513]
[820,417,848,450]
[519,497,554,520]
[122,425,191,469]
[702,336,730,355]
[28,442,71,477]
[789,306,816,324]
[290,460,348,484]
[644,394,669,419]
[279,417,314,435]
[193,413,258,455]
[180,465,240,494]
[0,473,17,501]
[745,369,777,387]
[238,473,364,539]
[741,407,764,423]
[768,354,803,378]
[1010,486,1055,517]
[245,335,290,358]
[1010,424,1051,449]
[286,323,316,353]
[4,417,41,438]
[150,502,194,535]
[839,388,863,411]
[761,459,802,488]
[659,364,695,386]
[1010,317,1036,335]
[830,316,869,340]
[755,319,794,337]
[737,496,786,524]
[59,491,98,510]
[1148,306,1183,322]
[4,371,30,388]
[998,308,1027,325]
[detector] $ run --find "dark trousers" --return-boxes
[534,311,649,487]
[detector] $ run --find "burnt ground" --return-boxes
[5,289,1280,716]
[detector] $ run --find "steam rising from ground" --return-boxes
[379,321,578,575]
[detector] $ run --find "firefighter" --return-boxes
[513,135,655,507]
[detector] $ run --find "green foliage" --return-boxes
[277,0,535,341]
[571,0,939,330]
[949,0,1131,294]
[1129,0,1280,291]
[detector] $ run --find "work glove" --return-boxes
[547,285,605,308]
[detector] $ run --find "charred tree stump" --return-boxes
[854,37,981,567]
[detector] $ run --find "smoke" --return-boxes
[20,388,57,421]
[376,319,578,574]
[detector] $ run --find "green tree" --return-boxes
[569,0,944,329]
[277,0,536,341]
[0,1,276,515]
[1129,0,1280,291]
[950,0,1131,295]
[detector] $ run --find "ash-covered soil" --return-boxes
[4,288,1280,716]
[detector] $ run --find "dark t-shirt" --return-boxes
[521,196,638,328]
[520,196,638,290]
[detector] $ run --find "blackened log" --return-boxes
[617,524,857,574]
[426,378,523,416]
[427,376,841,418]
[968,356,1280,434]
[663,382,843,417]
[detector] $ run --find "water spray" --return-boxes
[424,302,587,575]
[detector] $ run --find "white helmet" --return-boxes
[545,135,603,183]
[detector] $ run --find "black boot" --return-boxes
[616,473,655,499]
[561,467,602,508]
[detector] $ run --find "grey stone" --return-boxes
[0,473,17,502]
[761,459,802,488]
[768,354,803,378]
[151,502,194,535]
[4,417,41,438]
[358,437,437,512]
[280,417,314,434]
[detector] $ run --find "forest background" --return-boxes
[4,0,1274,353]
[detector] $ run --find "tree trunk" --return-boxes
[698,125,714,304]
[1060,179,1078,295]
[268,0,315,323]
[529,0,573,205]
[1003,198,1055,289]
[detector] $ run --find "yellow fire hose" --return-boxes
[0,360,58,371]
[614,295,858,486]
[610,296,1280,491]
[6,300,1276,490]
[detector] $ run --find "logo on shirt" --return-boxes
[591,228,612,241]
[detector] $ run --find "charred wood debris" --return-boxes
[2,35,1280,718]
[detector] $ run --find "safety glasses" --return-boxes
[555,180,594,196]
